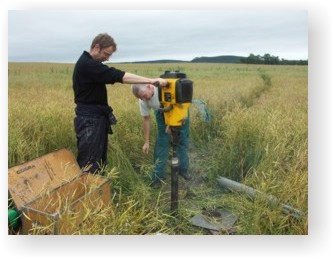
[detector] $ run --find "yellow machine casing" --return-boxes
[158,72,193,127]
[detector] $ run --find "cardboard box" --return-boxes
[8,148,111,234]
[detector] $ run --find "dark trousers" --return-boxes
[74,105,109,174]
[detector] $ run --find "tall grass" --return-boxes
[8,62,308,234]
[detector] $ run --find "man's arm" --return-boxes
[122,72,167,86]
[142,115,151,154]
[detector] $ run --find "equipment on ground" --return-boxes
[190,208,237,234]
[8,149,111,234]
[8,208,21,233]
[192,99,212,122]
[217,176,304,219]
[159,71,193,215]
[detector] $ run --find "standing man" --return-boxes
[131,83,191,189]
[73,33,167,174]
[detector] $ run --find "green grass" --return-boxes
[8,62,308,234]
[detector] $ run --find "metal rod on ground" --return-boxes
[217,176,304,220]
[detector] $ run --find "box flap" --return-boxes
[8,148,80,210]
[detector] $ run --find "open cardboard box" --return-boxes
[8,148,111,234]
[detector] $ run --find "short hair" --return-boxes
[90,33,117,51]
[131,84,147,98]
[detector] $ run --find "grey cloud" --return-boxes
[8,10,308,63]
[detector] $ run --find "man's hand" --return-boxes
[152,78,168,87]
[142,142,150,154]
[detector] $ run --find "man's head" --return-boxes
[132,84,155,101]
[90,33,117,62]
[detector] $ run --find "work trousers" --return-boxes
[152,111,189,181]
[74,105,110,174]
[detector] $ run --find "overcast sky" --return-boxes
[8,10,308,63]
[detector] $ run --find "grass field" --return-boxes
[8,62,308,234]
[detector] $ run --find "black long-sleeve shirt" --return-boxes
[72,51,125,105]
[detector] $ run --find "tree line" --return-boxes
[240,53,308,65]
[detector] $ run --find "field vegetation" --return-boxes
[8,62,308,234]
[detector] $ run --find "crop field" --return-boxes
[8,62,308,235]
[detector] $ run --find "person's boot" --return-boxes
[149,179,162,189]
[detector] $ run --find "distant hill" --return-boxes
[118,55,306,64]
[191,55,243,63]
[129,59,185,64]
[120,55,244,64]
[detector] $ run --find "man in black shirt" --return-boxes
[73,33,167,174]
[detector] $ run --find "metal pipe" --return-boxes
[170,127,180,216]
[217,176,304,219]
[170,147,178,215]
